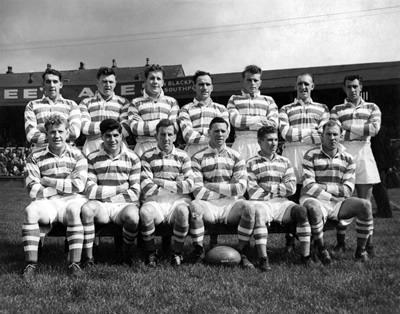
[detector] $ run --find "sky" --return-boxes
[1,0,400,75]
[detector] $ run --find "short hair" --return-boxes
[257,126,278,140]
[192,70,212,84]
[242,65,262,78]
[343,74,363,85]
[297,72,314,82]
[44,114,68,131]
[209,117,229,130]
[42,68,62,81]
[144,64,165,79]
[322,119,342,133]
[96,67,116,80]
[156,119,176,134]
[100,119,121,134]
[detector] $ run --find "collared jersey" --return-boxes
[178,98,229,145]
[330,98,381,141]
[85,143,140,204]
[279,98,329,144]
[24,96,81,144]
[79,91,130,138]
[301,146,355,201]
[140,146,194,199]
[246,152,296,200]
[25,144,87,200]
[191,145,247,200]
[127,90,179,137]
[227,91,278,131]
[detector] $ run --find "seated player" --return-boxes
[301,120,374,264]
[140,119,194,267]
[189,117,252,264]
[246,126,312,270]
[81,119,141,266]
[22,114,88,278]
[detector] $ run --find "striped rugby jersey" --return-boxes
[25,144,88,199]
[330,98,381,141]
[85,143,140,204]
[301,146,355,201]
[140,146,194,199]
[24,96,81,144]
[279,98,329,144]
[246,152,296,200]
[191,145,247,200]
[178,98,229,145]
[227,91,278,131]
[79,91,130,139]
[127,90,179,137]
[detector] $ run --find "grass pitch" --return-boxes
[0,184,399,313]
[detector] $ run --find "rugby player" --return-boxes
[24,68,81,150]
[227,65,278,161]
[246,126,311,269]
[22,114,88,278]
[79,67,131,156]
[81,119,141,266]
[300,120,374,264]
[178,70,229,157]
[140,119,194,267]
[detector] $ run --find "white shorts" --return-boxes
[82,137,102,157]
[282,143,314,183]
[195,197,238,224]
[30,194,87,225]
[185,143,208,158]
[142,194,190,224]
[251,198,296,223]
[232,131,258,161]
[300,196,344,222]
[343,141,380,184]
[134,138,157,157]
[91,200,134,223]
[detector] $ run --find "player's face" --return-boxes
[102,129,122,155]
[194,75,213,101]
[242,72,261,96]
[296,74,314,101]
[258,132,278,156]
[321,125,341,152]
[344,79,362,102]
[209,122,228,148]
[97,74,116,98]
[145,71,164,97]
[47,123,68,151]
[43,74,63,100]
[156,125,176,153]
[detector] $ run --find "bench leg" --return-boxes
[114,235,123,256]
[210,234,218,248]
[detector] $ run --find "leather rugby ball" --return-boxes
[205,245,241,266]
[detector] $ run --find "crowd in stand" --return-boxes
[0,147,30,176]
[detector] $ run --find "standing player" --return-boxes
[178,70,229,157]
[279,73,330,201]
[189,117,252,265]
[22,114,88,278]
[81,119,141,266]
[247,126,312,269]
[127,64,179,157]
[301,120,374,264]
[24,68,81,149]
[330,75,380,255]
[79,67,131,156]
[227,65,278,160]
[140,119,194,267]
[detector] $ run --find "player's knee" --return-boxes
[139,204,154,222]
[240,201,255,218]
[357,198,373,220]
[24,203,40,223]
[122,205,140,227]
[190,200,205,219]
[174,205,189,225]
[304,201,322,222]
[81,201,97,222]
[65,205,82,223]
[291,205,308,223]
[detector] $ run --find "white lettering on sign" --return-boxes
[4,89,18,99]
[166,79,192,87]
[23,89,37,99]
[121,84,135,96]
[78,87,95,98]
